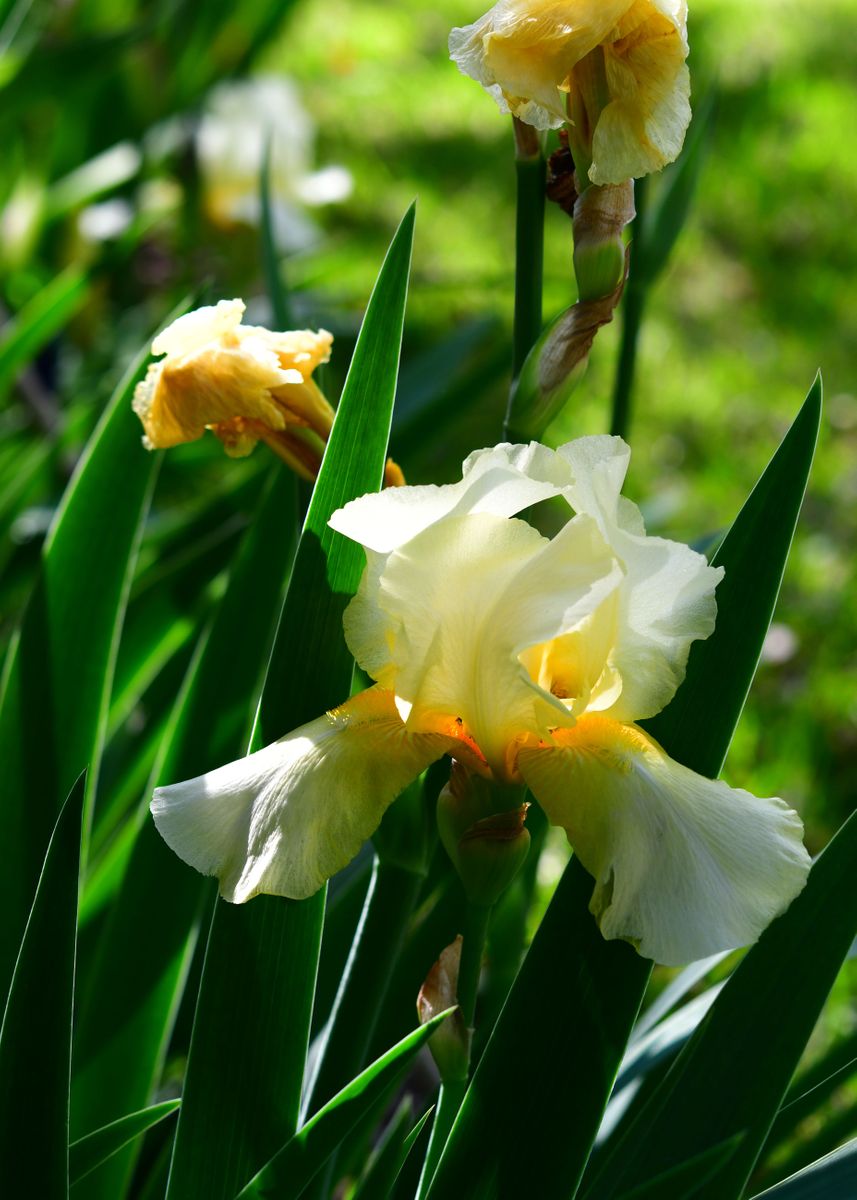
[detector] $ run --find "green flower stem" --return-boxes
[303,858,424,1119]
[511,118,546,385]
[458,900,492,1030]
[416,900,492,1199]
[609,273,645,440]
[610,176,648,440]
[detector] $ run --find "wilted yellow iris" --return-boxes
[450,0,691,184]
[151,437,809,966]
[132,299,334,480]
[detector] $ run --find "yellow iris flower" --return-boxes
[450,0,691,184]
[151,437,809,966]
[132,299,334,479]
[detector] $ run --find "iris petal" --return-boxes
[518,715,811,965]
[151,687,455,903]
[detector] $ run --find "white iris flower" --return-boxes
[152,437,810,966]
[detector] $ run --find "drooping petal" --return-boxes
[518,716,811,965]
[591,0,690,184]
[329,440,570,555]
[151,688,455,903]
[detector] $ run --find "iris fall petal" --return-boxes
[518,715,811,965]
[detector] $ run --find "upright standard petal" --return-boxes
[342,509,622,777]
[519,716,811,965]
[556,435,724,721]
[329,440,570,555]
[151,688,455,903]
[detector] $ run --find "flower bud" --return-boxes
[437,762,531,907]
[416,936,469,1083]
[506,270,625,441]
[572,180,635,302]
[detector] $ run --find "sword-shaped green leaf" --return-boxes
[165,204,416,1200]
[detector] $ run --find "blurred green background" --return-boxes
[1,0,854,1170]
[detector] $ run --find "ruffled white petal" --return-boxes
[151,688,454,902]
[555,435,724,721]
[329,441,571,554]
[518,717,811,965]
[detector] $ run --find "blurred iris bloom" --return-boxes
[152,437,810,966]
[197,76,352,251]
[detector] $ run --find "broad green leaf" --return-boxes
[235,1013,451,1200]
[70,1101,180,1186]
[643,376,823,776]
[0,265,89,400]
[750,1139,857,1199]
[71,470,299,1199]
[427,379,822,1200]
[166,205,417,1200]
[0,317,162,997]
[0,772,84,1197]
[584,808,857,1200]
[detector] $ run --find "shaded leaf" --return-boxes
[70,1101,180,1187]
[235,1013,452,1200]
[0,772,85,1198]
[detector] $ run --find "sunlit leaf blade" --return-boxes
[583,807,857,1200]
[0,265,89,400]
[749,1138,857,1199]
[235,1013,450,1200]
[71,470,298,1199]
[0,772,84,1198]
[70,1101,180,1186]
[166,204,417,1200]
[427,380,823,1200]
[0,323,161,997]
[643,375,822,776]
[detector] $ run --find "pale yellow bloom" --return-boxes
[198,77,353,251]
[132,299,334,479]
[450,0,691,184]
[151,437,810,966]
